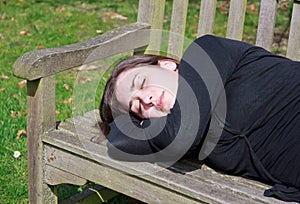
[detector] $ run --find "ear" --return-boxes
[157,59,177,72]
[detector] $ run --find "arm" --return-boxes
[107,101,184,162]
[191,35,257,83]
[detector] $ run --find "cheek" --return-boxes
[165,91,176,103]
[115,89,130,110]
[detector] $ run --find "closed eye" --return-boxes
[140,78,146,89]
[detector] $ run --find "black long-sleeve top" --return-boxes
[107,35,300,202]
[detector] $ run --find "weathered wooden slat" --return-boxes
[187,167,286,204]
[27,76,57,204]
[146,0,165,54]
[41,110,283,204]
[168,0,189,58]
[226,0,247,40]
[45,165,87,186]
[137,0,154,24]
[59,110,102,143]
[44,145,204,204]
[150,0,165,30]
[255,0,277,51]
[287,3,300,60]
[43,130,282,204]
[44,143,246,204]
[146,165,272,203]
[197,0,217,36]
[13,23,150,80]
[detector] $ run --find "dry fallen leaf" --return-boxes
[56,110,60,115]
[192,33,198,38]
[63,83,72,91]
[77,76,92,84]
[0,88,5,93]
[62,98,72,105]
[0,75,9,80]
[56,7,66,13]
[219,5,227,13]
[11,111,16,118]
[96,30,102,34]
[101,17,107,23]
[39,44,45,49]
[19,30,28,36]
[76,64,98,71]
[17,130,27,139]
[247,4,256,11]
[68,98,72,105]
[11,110,20,119]
[18,80,27,88]
[283,3,288,12]
[106,12,128,21]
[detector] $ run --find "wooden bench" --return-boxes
[13,0,300,203]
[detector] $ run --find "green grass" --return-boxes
[0,0,292,203]
[0,0,136,203]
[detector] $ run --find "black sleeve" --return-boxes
[106,101,188,162]
[191,35,255,83]
[107,34,256,162]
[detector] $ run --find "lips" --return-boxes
[157,91,165,110]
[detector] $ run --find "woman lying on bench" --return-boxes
[99,35,300,202]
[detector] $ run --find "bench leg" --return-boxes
[42,184,58,204]
[28,148,58,203]
[27,76,57,203]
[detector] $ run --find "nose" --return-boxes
[137,91,155,109]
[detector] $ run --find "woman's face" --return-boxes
[115,61,178,119]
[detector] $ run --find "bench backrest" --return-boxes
[13,0,300,139]
[137,0,300,60]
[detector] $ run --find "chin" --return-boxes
[149,112,168,118]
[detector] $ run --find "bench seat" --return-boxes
[42,110,287,204]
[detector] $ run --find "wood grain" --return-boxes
[255,0,277,51]
[287,3,300,60]
[198,0,217,36]
[13,23,150,80]
[226,0,247,40]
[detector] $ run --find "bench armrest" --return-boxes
[13,23,150,80]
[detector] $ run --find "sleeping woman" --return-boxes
[98,35,300,202]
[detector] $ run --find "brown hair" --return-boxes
[99,54,178,137]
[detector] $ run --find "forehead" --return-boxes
[117,67,141,82]
[116,65,162,84]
